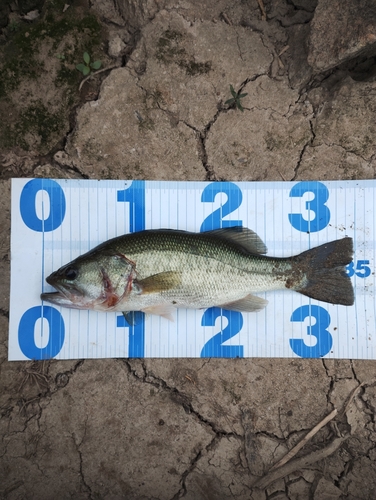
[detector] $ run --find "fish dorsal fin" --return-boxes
[219,293,268,312]
[206,227,267,255]
[136,271,182,294]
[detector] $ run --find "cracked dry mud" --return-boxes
[1,0,376,499]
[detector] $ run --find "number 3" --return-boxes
[290,305,332,358]
[289,181,330,233]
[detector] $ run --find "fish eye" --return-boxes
[64,266,78,281]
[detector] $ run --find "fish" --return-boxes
[41,227,354,322]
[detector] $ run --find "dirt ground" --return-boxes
[1,0,376,498]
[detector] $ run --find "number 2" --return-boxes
[200,182,243,231]
[200,308,244,358]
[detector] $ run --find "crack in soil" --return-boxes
[123,359,240,437]
[290,118,315,181]
[0,307,9,319]
[71,417,93,498]
[121,358,246,498]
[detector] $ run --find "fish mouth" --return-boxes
[41,273,85,308]
[41,290,94,310]
[41,291,79,307]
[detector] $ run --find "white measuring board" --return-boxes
[9,178,375,361]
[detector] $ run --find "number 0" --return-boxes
[18,306,65,360]
[20,179,66,232]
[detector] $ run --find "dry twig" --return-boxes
[252,435,348,490]
[270,409,338,471]
[257,0,267,20]
[251,379,374,490]
[79,65,119,91]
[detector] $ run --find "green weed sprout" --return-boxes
[225,84,248,112]
[76,52,102,76]
[9,20,21,32]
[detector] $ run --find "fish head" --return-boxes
[41,252,137,310]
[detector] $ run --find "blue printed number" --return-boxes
[200,182,243,231]
[200,307,244,358]
[117,180,146,234]
[18,306,65,360]
[20,179,66,232]
[117,181,146,357]
[290,305,332,358]
[346,260,371,278]
[288,181,330,233]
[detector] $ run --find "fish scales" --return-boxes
[41,227,354,318]
[88,230,293,308]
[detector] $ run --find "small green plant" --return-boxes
[55,53,65,61]
[76,52,101,76]
[225,84,248,112]
[9,20,21,32]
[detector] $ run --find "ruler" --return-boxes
[9,178,375,360]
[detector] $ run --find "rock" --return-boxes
[90,0,128,26]
[311,78,376,161]
[97,0,162,28]
[313,477,343,500]
[108,33,127,58]
[287,23,313,89]
[291,0,318,11]
[308,0,376,72]
[66,68,205,180]
[206,76,312,181]
[65,9,273,180]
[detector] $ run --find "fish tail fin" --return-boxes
[291,237,354,306]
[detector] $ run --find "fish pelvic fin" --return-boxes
[122,311,135,326]
[219,294,268,312]
[291,237,354,306]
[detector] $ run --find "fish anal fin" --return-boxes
[142,304,175,322]
[219,294,268,313]
[136,271,182,294]
[206,227,267,255]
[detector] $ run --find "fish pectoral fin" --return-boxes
[142,304,175,322]
[206,227,267,255]
[136,271,182,294]
[219,294,268,313]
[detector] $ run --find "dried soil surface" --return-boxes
[1,1,376,499]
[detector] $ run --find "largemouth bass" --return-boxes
[41,227,354,320]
